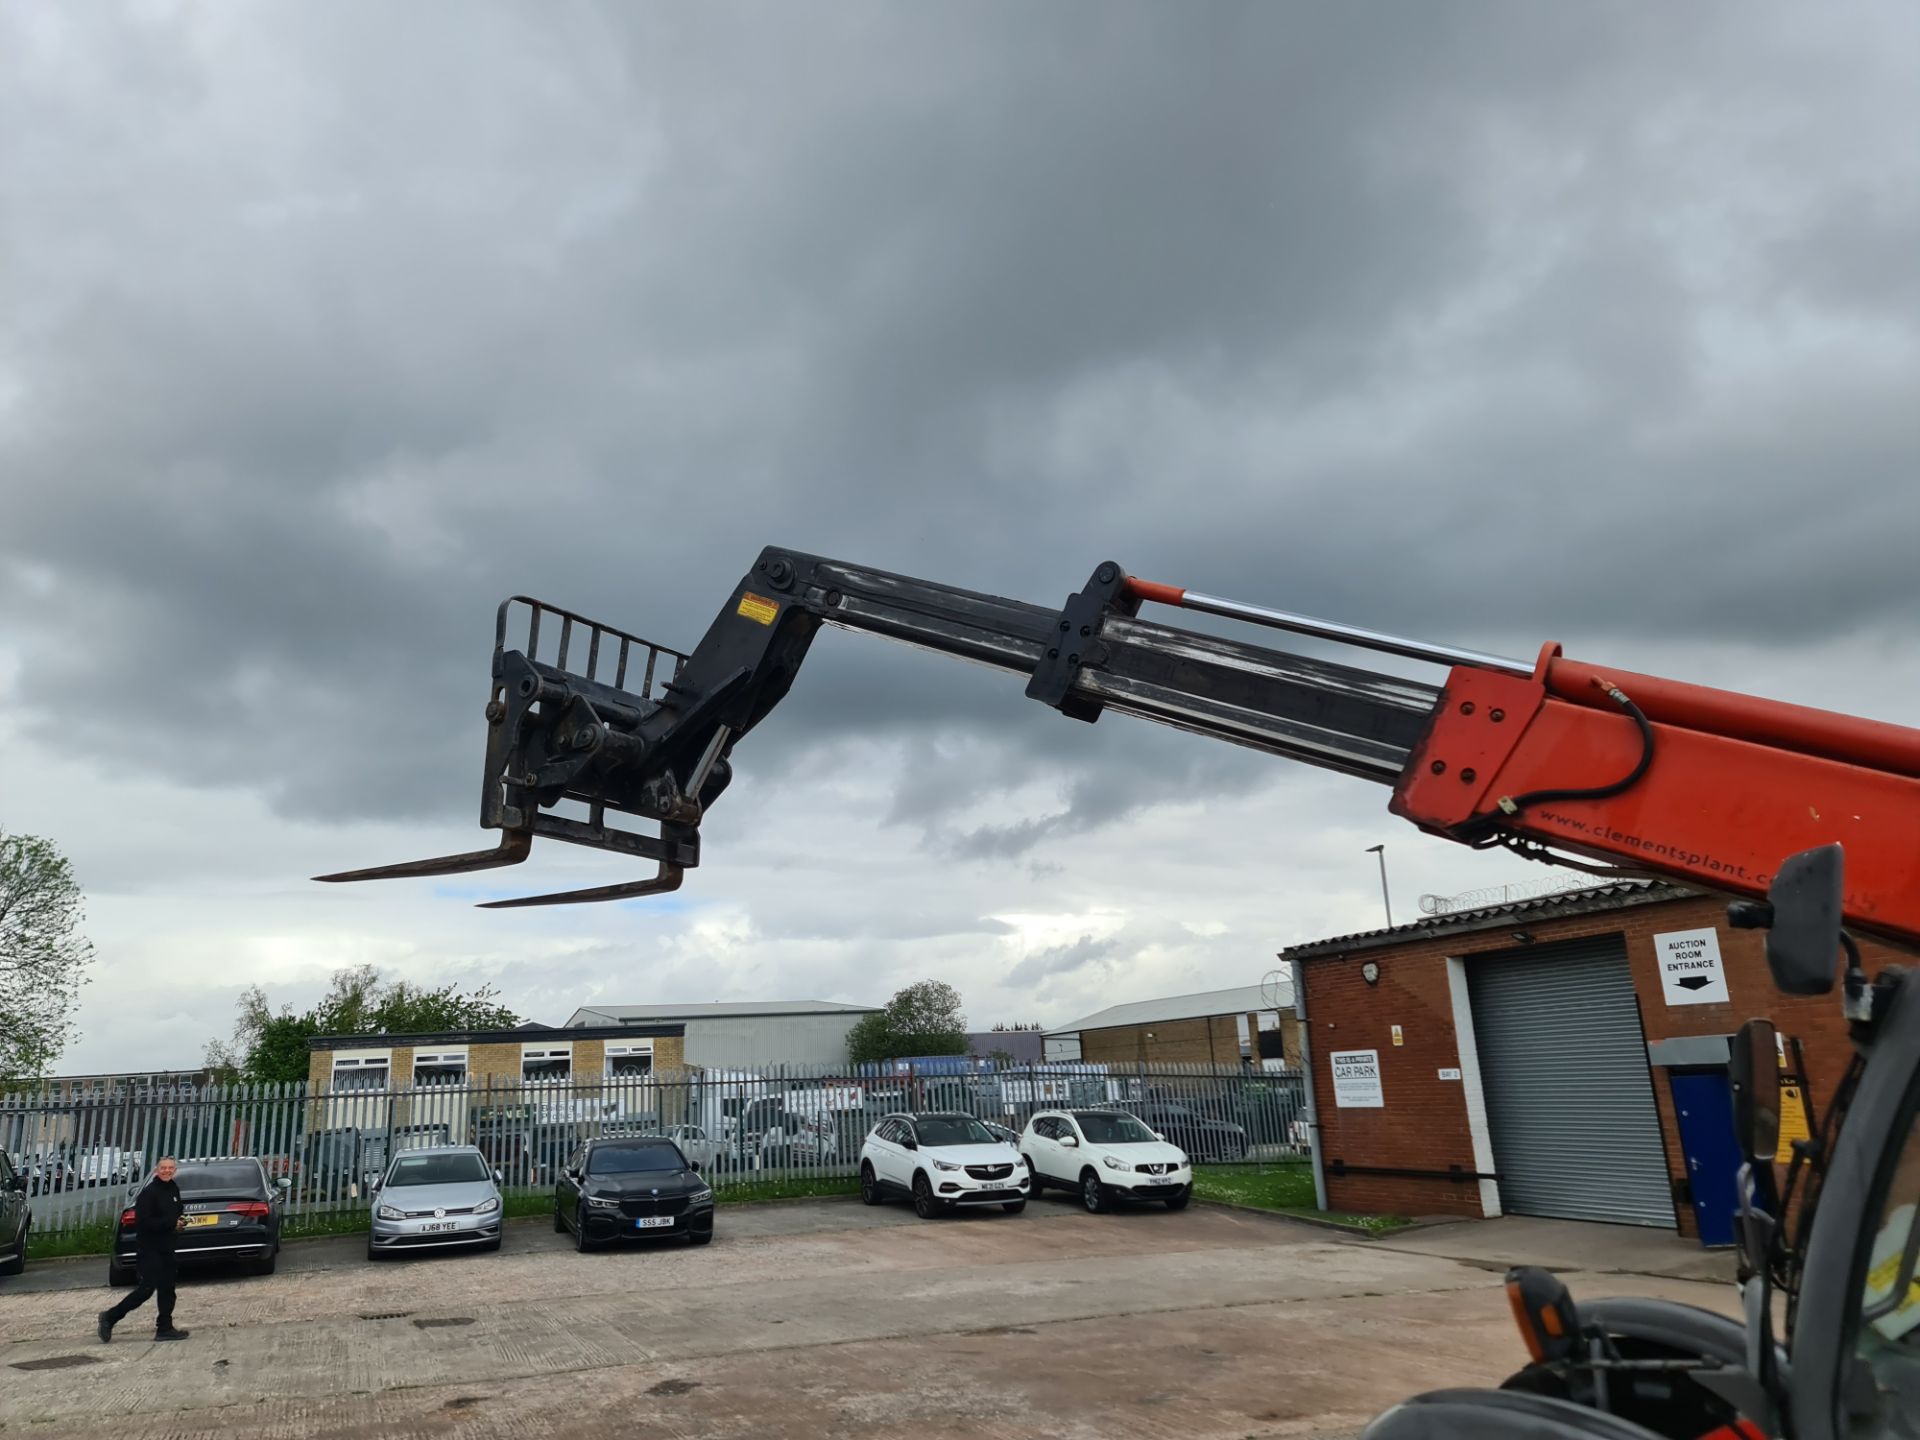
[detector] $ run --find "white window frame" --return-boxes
[410,1049,468,1086]
[521,1043,573,1081]
[605,1042,654,1079]
[330,1053,392,1092]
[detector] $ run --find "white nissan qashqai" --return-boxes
[1020,1108,1192,1212]
[859,1112,1031,1219]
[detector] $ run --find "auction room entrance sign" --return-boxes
[1655,928,1730,1006]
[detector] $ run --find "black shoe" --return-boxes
[152,1328,190,1342]
[97,1312,114,1343]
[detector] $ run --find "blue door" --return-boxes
[1670,1069,1742,1247]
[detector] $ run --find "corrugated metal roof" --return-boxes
[564,1000,881,1027]
[1280,879,1692,960]
[1047,982,1292,1038]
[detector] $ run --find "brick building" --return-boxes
[305,1022,686,1094]
[1046,984,1301,1069]
[1284,882,1875,1245]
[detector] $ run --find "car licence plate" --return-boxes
[634,1216,674,1230]
[420,1222,459,1233]
[184,1214,219,1228]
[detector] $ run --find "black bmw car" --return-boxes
[110,1157,289,1286]
[554,1136,715,1251]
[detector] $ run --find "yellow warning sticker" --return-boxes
[1776,1081,1811,1165]
[1774,1034,1811,1165]
[736,592,779,626]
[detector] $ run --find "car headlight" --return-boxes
[585,1194,621,1210]
[688,1186,714,1205]
[376,1204,404,1220]
[932,1158,962,1172]
[474,1195,500,1215]
[1101,1155,1128,1171]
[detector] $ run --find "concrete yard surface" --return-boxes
[0,1196,1741,1439]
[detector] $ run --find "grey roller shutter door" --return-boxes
[1468,937,1674,1227]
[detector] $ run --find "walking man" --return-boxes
[97,1156,189,1342]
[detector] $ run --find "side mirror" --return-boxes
[689,1161,701,1174]
[1729,1019,1782,1164]
[1059,1136,1079,1149]
[368,1176,382,1192]
[276,1176,292,1191]
[1505,1266,1579,1365]
[1153,1132,1166,1142]
[901,1138,917,1152]
[1730,844,1843,995]
[493,1168,504,1186]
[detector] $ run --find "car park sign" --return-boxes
[1329,1050,1384,1108]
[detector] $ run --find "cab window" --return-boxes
[1848,1075,1920,1435]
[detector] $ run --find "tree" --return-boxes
[206,965,520,1084]
[0,830,95,1084]
[846,980,969,1064]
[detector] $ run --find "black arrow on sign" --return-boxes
[1676,975,1714,992]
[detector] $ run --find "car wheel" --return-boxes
[253,1249,277,1276]
[365,1238,379,1263]
[0,1221,26,1276]
[859,1163,882,1206]
[553,1202,567,1233]
[483,1237,502,1253]
[1165,1188,1192,1211]
[1080,1169,1109,1214]
[573,1206,594,1252]
[688,1229,713,1246]
[1022,1157,1043,1193]
[107,1255,136,1287]
[1001,1200,1026,1215]
[911,1173,942,1220]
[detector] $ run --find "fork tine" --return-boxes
[476,864,683,909]
[314,831,533,882]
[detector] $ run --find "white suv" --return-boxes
[1021,1109,1192,1213]
[859,1112,1030,1219]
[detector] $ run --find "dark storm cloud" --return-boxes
[1006,933,1117,989]
[3,0,1916,853]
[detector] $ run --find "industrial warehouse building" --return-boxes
[562,1000,879,1069]
[1046,984,1300,1069]
[1284,881,1880,1245]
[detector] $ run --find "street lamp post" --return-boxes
[1365,844,1393,927]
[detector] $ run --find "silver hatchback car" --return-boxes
[366,1145,504,1261]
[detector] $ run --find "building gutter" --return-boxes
[1290,957,1330,1212]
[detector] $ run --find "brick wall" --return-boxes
[572,1039,606,1088]
[467,1043,525,1087]
[1301,932,1487,1220]
[1080,1016,1244,1067]
[1278,1013,1302,1068]
[1301,893,1882,1229]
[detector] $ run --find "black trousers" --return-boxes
[105,1247,176,1330]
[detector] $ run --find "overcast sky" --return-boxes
[3,3,1916,1075]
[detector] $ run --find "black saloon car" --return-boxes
[1131,1102,1251,1161]
[110,1157,289,1285]
[554,1136,714,1251]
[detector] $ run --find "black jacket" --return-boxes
[132,1176,184,1252]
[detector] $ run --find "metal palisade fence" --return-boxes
[1,1061,1309,1237]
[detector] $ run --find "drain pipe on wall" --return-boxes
[1290,956,1330,1212]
